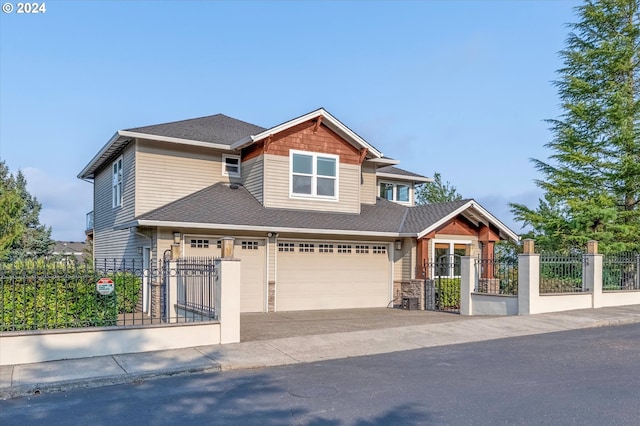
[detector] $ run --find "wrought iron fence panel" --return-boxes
[175,257,217,320]
[539,253,584,293]
[602,253,640,291]
[475,257,518,295]
[1,258,218,332]
[423,259,460,313]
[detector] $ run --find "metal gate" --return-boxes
[423,255,461,313]
[162,255,218,322]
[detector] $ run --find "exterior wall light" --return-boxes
[395,240,402,250]
[173,232,181,244]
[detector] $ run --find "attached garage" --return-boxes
[184,236,266,313]
[275,240,392,311]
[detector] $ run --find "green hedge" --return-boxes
[437,277,460,310]
[1,261,140,331]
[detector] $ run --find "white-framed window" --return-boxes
[112,157,123,208]
[222,154,241,177]
[290,150,338,199]
[431,240,470,277]
[379,182,411,204]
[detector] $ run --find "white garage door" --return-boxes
[276,241,391,311]
[184,236,266,313]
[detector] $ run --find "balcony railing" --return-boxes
[86,211,94,231]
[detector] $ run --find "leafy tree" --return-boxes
[511,0,640,253]
[416,171,463,205]
[0,161,54,260]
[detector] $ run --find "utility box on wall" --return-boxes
[402,297,418,310]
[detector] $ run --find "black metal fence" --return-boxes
[423,258,460,313]
[474,257,518,295]
[539,253,584,293]
[603,253,640,291]
[175,257,217,320]
[1,258,218,332]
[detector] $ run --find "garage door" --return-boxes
[184,236,266,313]
[276,241,391,311]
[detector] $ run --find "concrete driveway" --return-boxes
[240,307,474,342]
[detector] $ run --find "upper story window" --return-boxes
[223,154,241,177]
[379,182,410,204]
[112,157,123,208]
[290,150,338,199]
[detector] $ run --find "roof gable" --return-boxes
[230,108,384,159]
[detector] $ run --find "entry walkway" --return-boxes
[2,305,640,400]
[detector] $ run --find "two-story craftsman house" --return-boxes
[79,108,518,313]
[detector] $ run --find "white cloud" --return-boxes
[22,167,92,242]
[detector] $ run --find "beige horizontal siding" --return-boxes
[361,162,377,205]
[242,155,264,203]
[135,139,228,216]
[263,154,360,213]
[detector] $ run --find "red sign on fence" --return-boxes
[96,278,115,295]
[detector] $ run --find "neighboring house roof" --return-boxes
[376,166,433,183]
[51,241,87,260]
[124,183,518,241]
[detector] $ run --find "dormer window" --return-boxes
[223,154,241,177]
[380,182,410,204]
[290,150,338,199]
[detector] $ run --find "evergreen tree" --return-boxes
[511,0,640,253]
[0,161,54,260]
[416,171,463,205]
[0,163,26,260]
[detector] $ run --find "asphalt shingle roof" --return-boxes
[126,114,266,145]
[136,183,470,235]
[377,166,429,180]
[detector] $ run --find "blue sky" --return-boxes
[0,0,581,241]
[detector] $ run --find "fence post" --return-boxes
[215,258,241,344]
[167,260,178,323]
[460,256,475,315]
[583,240,602,308]
[518,239,540,315]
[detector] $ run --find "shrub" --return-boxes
[0,260,140,331]
[437,278,460,310]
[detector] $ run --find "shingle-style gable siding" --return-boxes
[264,121,362,164]
[245,121,364,213]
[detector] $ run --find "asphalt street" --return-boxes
[2,323,639,425]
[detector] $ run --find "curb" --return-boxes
[0,364,222,401]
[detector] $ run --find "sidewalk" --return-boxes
[2,305,640,400]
